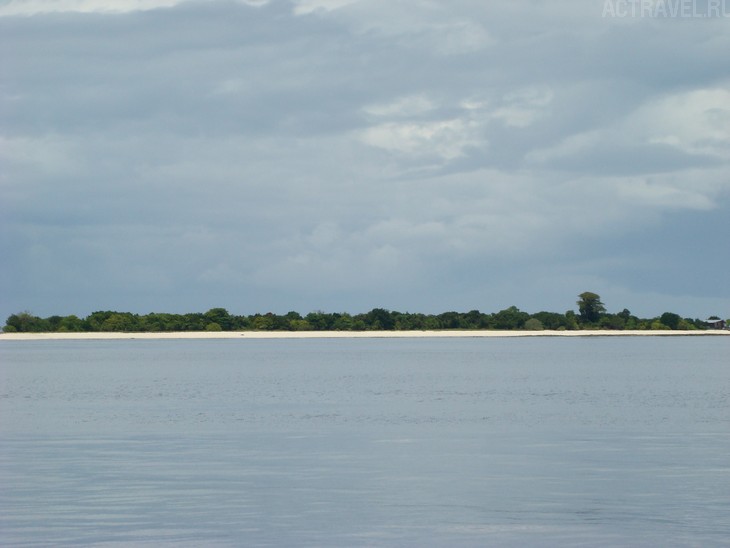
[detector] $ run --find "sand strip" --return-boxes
[1,330,728,341]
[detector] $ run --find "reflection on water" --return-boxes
[1,337,729,546]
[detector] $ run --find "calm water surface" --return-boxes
[1,337,728,546]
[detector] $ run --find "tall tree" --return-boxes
[577,292,606,323]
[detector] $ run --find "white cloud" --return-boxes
[638,87,730,159]
[527,84,730,195]
[307,222,342,248]
[617,179,715,210]
[492,87,554,128]
[209,78,251,96]
[359,119,482,160]
[293,0,492,54]
[363,95,435,118]
[0,134,79,176]
[526,130,602,164]
[359,93,504,163]
[292,0,359,15]
[0,0,189,16]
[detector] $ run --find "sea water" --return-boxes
[0,336,728,546]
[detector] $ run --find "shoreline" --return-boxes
[1,330,728,341]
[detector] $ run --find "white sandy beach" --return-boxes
[1,330,728,341]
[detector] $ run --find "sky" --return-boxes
[1,0,729,321]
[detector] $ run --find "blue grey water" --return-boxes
[0,337,728,547]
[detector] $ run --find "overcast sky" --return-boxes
[2,0,729,321]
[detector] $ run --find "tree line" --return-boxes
[3,292,722,333]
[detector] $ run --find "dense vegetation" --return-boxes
[3,293,724,333]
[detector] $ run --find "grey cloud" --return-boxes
[2,0,729,320]
[528,140,722,176]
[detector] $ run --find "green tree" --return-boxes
[464,310,488,329]
[182,313,207,331]
[289,319,312,331]
[251,314,274,330]
[58,315,85,332]
[650,319,670,330]
[422,315,441,330]
[491,306,530,330]
[204,308,233,330]
[524,318,544,331]
[305,311,333,330]
[577,292,606,324]
[659,312,681,330]
[437,311,462,329]
[564,310,579,330]
[677,318,697,330]
[532,311,569,330]
[154,312,190,332]
[364,308,395,330]
[599,314,625,330]
[332,313,355,331]
[4,312,48,332]
[101,313,139,332]
[269,313,290,331]
[86,311,116,331]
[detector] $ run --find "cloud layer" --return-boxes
[2,0,729,319]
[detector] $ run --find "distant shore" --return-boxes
[1,330,728,341]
